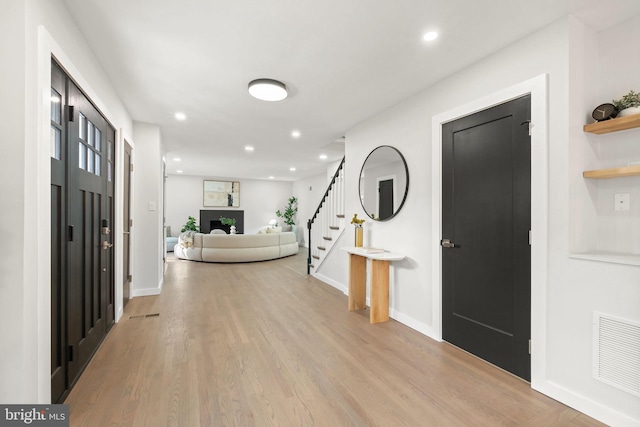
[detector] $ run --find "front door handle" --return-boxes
[441,239,455,248]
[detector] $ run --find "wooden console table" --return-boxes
[343,247,405,324]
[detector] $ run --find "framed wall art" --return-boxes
[203,180,240,207]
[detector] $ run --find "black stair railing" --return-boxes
[307,156,345,274]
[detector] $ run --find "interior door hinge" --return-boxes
[130,219,133,227]
[67,105,75,122]
[68,345,74,362]
[528,339,532,355]
[130,163,134,172]
[520,120,532,136]
[528,230,532,246]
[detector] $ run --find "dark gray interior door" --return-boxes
[378,179,394,220]
[442,95,531,381]
[123,141,132,306]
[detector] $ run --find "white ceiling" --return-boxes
[62,0,640,181]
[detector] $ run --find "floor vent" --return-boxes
[129,313,160,320]
[593,312,640,397]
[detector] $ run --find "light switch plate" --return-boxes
[148,201,156,211]
[614,193,629,211]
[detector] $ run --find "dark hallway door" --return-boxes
[441,95,531,381]
[51,61,115,402]
[123,141,132,306]
[378,179,394,220]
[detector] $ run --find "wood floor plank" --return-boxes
[64,252,605,426]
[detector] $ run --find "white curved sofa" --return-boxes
[174,232,298,263]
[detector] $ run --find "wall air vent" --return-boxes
[593,312,640,397]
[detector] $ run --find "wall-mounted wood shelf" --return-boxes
[583,165,640,179]
[583,113,640,135]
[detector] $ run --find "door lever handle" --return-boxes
[102,241,113,250]
[440,239,455,248]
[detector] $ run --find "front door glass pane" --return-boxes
[79,113,86,140]
[51,89,61,124]
[79,142,87,169]
[95,153,101,176]
[95,128,101,151]
[87,121,94,147]
[51,126,61,160]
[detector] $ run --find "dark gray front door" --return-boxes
[51,60,115,402]
[442,95,531,381]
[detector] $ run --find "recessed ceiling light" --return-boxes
[245,146,254,152]
[269,176,274,179]
[289,167,296,172]
[176,170,183,174]
[423,31,438,42]
[248,78,288,101]
[173,157,181,162]
[319,154,327,160]
[291,130,301,138]
[175,112,186,121]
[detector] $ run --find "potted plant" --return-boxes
[612,90,640,117]
[276,196,298,232]
[220,217,237,234]
[181,216,200,233]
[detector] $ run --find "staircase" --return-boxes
[307,157,345,274]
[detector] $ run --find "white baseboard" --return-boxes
[311,272,347,294]
[389,309,439,342]
[534,380,640,427]
[131,288,161,297]
[131,278,163,298]
[310,273,438,341]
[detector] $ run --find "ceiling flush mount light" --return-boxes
[423,31,438,42]
[291,130,301,138]
[176,170,183,174]
[244,145,254,152]
[289,167,296,172]
[319,154,327,160]
[248,78,288,101]
[175,112,186,121]
[173,157,181,162]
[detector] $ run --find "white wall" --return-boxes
[165,175,294,236]
[0,0,133,403]
[319,16,640,426]
[132,123,164,296]
[0,0,28,405]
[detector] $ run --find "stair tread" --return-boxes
[312,255,320,260]
[336,214,345,218]
[323,236,333,241]
[329,226,339,230]
[317,246,326,251]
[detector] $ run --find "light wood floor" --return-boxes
[65,251,604,426]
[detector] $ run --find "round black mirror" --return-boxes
[358,145,409,221]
